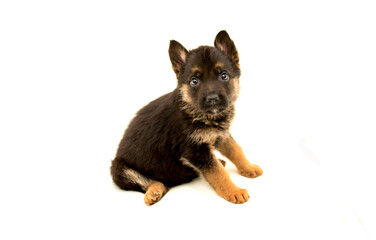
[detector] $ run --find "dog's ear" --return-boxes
[214,30,239,66]
[169,40,188,77]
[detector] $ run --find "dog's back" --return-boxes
[111,90,199,192]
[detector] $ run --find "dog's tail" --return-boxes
[110,157,153,193]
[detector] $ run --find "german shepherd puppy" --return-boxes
[111,31,263,205]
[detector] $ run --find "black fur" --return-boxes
[111,30,241,193]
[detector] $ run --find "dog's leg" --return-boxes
[144,182,168,206]
[216,136,263,178]
[184,145,249,204]
[203,161,249,204]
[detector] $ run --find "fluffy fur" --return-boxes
[111,31,263,205]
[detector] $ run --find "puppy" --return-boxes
[111,30,263,205]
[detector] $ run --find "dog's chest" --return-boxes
[188,128,229,145]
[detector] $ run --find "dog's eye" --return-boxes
[190,77,199,86]
[220,72,229,81]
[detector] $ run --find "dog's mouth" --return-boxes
[199,94,229,115]
[201,102,229,115]
[204,107,226,115]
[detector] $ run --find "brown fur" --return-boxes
[111,31,263,205]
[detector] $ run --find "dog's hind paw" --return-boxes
[144,182,167,206]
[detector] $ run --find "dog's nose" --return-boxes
[206,94,219,105]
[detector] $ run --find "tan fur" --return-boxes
[180,51,188,63]
[179,85,233,145]
[233,54,240,68]
[180,157,201,174]
[202,159,249,204]
[189,128,230,145]
[191,66,201,73]
[179,87,235,127]
[216,136,263,178]
[172,65,180,75]
[214,62,225,69]
[180,84,194,105]
[123,168,152,191]
[231,77,240,102]
[215,43,226,54]
[144,182,168,206]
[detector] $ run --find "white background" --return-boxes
[1,0,375,239]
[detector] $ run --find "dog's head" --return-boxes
[169,31,241,116]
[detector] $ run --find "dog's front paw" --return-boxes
[223,188,250,204]
[239,164,263,178]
